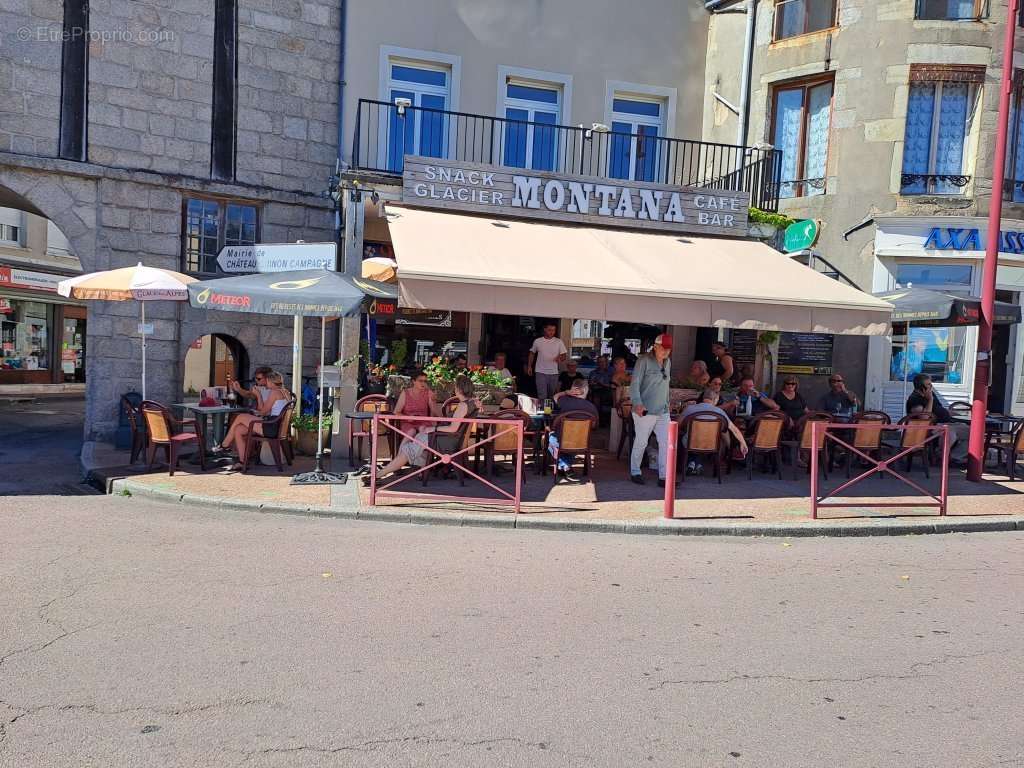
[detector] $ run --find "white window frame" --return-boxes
[902,80,980,195]
[377,46,461,168]
[0,208,24,248]
[604,81,676,182]
[495,66,572,172]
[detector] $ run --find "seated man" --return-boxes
[588,355,613,423]
[551,381,599,478]
[721,377,779,417]
[488,352,515,385]
[680,360,711,390]
[819,373,860,415]
[452,354,469,372]
[906,373,969,464]
[558,359,582,393]
[680,389,748,474]
[230,366,273,403]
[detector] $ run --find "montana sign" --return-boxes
[216,242,338,274]
[401,157,749,237]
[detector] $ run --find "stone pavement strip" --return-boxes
[96,460,1024,538]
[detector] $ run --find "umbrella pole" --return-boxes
[903,322,911,405]
[291,315,346,485]
[141,302,147,400]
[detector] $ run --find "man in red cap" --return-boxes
[628,333,674,486]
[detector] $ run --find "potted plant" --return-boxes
[292,411,333,456]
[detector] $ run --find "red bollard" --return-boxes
[664,419,679,519]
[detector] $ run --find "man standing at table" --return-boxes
[526,322,567,401]
[629,333,674,487]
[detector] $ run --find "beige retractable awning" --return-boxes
[386,205,892,335]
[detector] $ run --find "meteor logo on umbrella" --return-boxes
[270,277,322,291]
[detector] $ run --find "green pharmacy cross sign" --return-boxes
[783,219,820,253]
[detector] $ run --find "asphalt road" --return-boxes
[0,397,92,496]
[1,493,1022,768]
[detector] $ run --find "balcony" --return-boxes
[351,99,783,212]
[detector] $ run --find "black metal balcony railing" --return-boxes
[1003,178,1024,203]
[900,173,972,195]
[352,99,783,212]
[779,177,827,199]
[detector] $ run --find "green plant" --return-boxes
[389,339,408,370]
[118,488,132,497]
[292,412,333,431]
[749,208,796,230]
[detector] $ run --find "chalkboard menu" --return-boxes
[729,330,759,372]
[778,332,834,375]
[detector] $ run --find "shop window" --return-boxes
[0,300,52,374]
[890,326,968,384]
[608,97,665,183]
[774,0,838,41]
[1006,74,1024,202]
[183,198,259,275]
[61,312,86,382]
[770,77,833,198]
[46,220,73,258]
[895,263,974,291]
[385,59,451,172]
[900,67,982,195]
[502,80,562,172]
[915,0,986,20]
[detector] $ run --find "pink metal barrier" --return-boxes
[369,413,525,513]
[663,420,679,519]
[810,422,950,519]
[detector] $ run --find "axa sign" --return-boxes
[924,227,1024,254]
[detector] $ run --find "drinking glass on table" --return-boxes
[543,399,553,416]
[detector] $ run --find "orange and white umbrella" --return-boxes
[58,263,196,398]
[360,256,398,283]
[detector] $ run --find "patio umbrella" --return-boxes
[57,263,196,399]
[361,256,398,282]
[187,269,398,484]
[874,286,1022,401]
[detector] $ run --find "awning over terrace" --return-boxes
[386,206,892,335]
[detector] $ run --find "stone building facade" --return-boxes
[0,0,343,446]
[702,0,1024,414]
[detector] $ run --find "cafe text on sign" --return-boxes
[401,157,749,237]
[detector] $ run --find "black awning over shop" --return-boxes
[875,286,1022,327]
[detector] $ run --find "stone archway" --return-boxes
[183,333,250,396]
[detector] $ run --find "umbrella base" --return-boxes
[290,470,348,486]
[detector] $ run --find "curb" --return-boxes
[108,478,1024,538]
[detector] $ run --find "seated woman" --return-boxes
[375,374,479,480]
[610,356,632,406]
[772,377,808,425]
[393,370,439,439]
[680,360,711,390]
[215,370,291,469]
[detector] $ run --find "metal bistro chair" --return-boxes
[740,411,788,480]
[423,412,479,487]
[121,393,147,464]
[784,412,833,480]
[615,399,636,461]
[846,411,891,478]
[999,420,1024,479]
[895,413,938,477]
[141,400,206,476]
[240,399,296,473]
[544,412,596,483]
[679,411,730,484]
[349,394,390,467]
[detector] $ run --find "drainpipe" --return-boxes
[737,0,757,148]
[333,0,348,360]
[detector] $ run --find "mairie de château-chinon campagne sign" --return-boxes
[401,156,749,237]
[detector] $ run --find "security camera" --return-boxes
[394,97,412,115]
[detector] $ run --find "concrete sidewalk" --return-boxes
[86,447,1024,537]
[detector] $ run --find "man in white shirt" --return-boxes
[526,323,567,401]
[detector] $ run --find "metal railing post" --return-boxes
[663,420,679,519]
[810,422,820,519]
[514,421,523,514]
[369,413,378,506]
[940,425,951,515]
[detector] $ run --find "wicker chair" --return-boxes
[487,409,531,481]
[121,393,147,464]
[740,411,787,480]
[544,412,596,482]
[141,400,206,476]
[896,413,938,477]
[784,412,833,480]
[240,399,296,473]
[679,411,730,483]
[440,397,460,417]
[349,394,390,467]
[846,411,891,477]
[423,413,479,487]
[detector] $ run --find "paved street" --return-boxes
[0,397,92,497]
[1,493,1021,767]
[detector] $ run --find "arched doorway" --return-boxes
[183,333,249,396]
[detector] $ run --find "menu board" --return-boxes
[778,332,834,375]
[729,330,759,372]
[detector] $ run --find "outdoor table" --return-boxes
[173,403,249,449]
[347,411,400,462]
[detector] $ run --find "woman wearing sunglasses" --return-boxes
[772,377,809,423]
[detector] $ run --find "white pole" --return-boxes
[316,316,326,470]
[292,315,302,400]
[140,302,147,400]
[902,322,912,406]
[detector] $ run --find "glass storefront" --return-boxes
[0,298,51,375]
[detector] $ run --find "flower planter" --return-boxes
[387,374,411,400]
[295,428,331,456]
